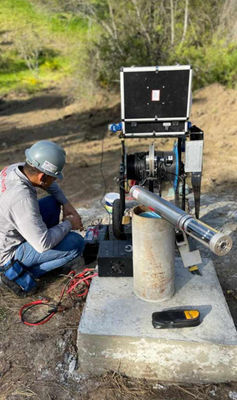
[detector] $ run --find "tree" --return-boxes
[31,0,233,89]
[219,0,237,40]
[73,0,225,86]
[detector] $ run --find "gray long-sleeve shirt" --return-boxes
[0,163,72,266]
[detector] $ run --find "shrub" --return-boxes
[171,39,237,89]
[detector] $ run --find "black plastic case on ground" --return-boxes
[98,240,133,277]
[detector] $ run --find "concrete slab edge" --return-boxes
[77,333,237,383]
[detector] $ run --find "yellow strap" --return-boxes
[189,265,199,272]
[122,216,131,225]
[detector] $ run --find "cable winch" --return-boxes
[97,65,232,278]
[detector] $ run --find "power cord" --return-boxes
[19,268,97,327]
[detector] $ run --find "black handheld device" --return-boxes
[152,309,201,329]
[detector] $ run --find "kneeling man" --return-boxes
[0,140,84,296]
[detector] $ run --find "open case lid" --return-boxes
[120,65,192,123]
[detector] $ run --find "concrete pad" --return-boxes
[77,258,237,383]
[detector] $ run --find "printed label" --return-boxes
[1,166,7,192]
[41,160,57,173]
[152,90,160,101]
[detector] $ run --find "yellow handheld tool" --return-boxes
[152,309,201,329]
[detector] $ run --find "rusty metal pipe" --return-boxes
[132,205,175,302]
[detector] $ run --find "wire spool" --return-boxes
[103,192,120,214]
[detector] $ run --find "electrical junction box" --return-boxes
[98,240,133,277]
[120,65,192,137]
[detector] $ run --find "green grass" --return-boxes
[0,0,88,34]
[0,0,90,95]
[50,13,89,34]
[0,61,72,95]
[0,52,74,95]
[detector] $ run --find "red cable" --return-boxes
[19,299,56,327]
[67,269,98,296]
[19,268,98,326]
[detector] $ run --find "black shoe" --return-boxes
[1,274,38,298]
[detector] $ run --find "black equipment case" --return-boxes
[98,240,133,277]
[120,65,192,137]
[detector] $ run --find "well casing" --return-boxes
[132,205,175,302]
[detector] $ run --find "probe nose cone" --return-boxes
[209,233,233,256]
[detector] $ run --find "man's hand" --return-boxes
[64,214,83,231]
[63,202,84,231]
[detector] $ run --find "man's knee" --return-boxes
[58,231,85,253]
[69,232,85,252]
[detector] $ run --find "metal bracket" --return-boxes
[176,231,202,268]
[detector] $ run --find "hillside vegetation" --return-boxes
[0,0,91,95]
[0,0,236,98]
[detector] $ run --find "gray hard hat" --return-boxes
[25,140,66,179]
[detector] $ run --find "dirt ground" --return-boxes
[0,83,237,399]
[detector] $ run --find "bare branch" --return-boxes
[181,0,189,43]
[107,0,118,41]
[170,0,174,45]
[106,0,123,54]
[131,0,151,44]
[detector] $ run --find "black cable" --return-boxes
[99,136,107,207]
[20,302,58,326]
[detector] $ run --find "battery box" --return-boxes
[83,224,133,276]
[83,224,108,265]
[84,224,109,243]
[98,240,133,277]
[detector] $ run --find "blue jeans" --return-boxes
[14,196,84,278]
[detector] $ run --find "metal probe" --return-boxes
[130,185,232,256]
